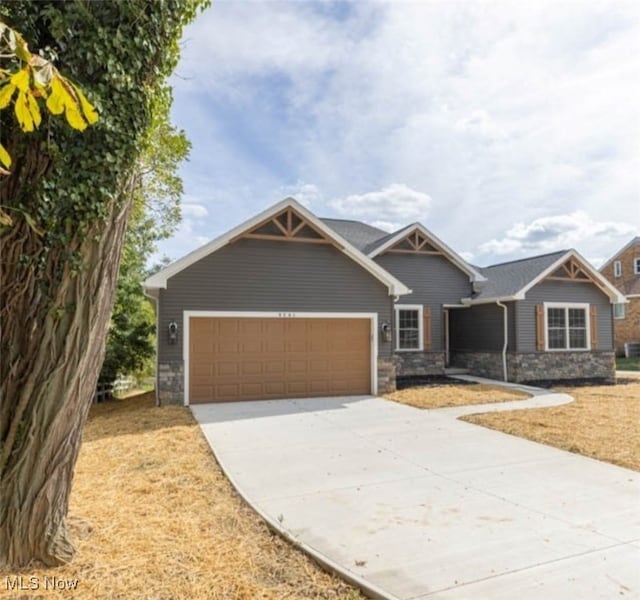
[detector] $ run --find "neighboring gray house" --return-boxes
[144,198,625,405]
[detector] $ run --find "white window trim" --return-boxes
[613,260,622,278]
[613,303,626,320]
[394,304,423,352]
[635,257,640,275]
[543,302,591,352]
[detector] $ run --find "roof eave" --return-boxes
[461,294,523,306]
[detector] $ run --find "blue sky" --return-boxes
[158,0,640,268]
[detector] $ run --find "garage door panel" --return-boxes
[215,361,240,377]
[287,359,308,373]
[287,381,309,395]
[241,361,264,376]
[263,360,286,374]
[309,359,329,373]
[241,382,263,397]
[217,383,240,399]
[189,316,371,403]
[264,340,286,353]
[264,382,286,396]
[309,380,330,395]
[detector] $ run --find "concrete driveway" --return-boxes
[192,394,640,600]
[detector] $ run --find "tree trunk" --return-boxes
[0,180,133,567]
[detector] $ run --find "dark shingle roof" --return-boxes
[320,218,390,253]
[471,250,569,300]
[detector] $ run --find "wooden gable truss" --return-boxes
[231,207,342,248]
[544,256,613,299]
[545,257,596,283]
[384,229,442,256]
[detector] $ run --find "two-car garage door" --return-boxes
[188,316,372,403]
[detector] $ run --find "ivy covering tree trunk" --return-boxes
[0,1,205,568]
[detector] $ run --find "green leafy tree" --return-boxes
[0,1,206,568]
[101,105,190,385]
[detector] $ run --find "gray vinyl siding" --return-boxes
[375,253,473,351]
[516,280,613,351]
[449,302,516,352]
[158,239,393,361]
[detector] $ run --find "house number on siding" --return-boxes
[278,312,296,318]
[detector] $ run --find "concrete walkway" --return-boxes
[192,384,640,600]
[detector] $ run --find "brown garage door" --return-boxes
[189,316,371,403]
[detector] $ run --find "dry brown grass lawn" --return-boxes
[463,381,640,471]
[385,383,530,409]
[0,393,361,600]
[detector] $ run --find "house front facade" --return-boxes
[144,198,624,405]
[599,237,640,355]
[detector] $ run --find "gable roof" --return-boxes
[319,218,388,253]
[144,198,412,297]
[367,223,487,283]
[599,236,640,271]
[464,249,626,304]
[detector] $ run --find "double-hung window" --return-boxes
[613,261,622,277]
[395,305,423,351]
[545,303,590,351]
[635,257,640,275]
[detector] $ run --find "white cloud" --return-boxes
[273,182,324,208]
[165,1,640,266]
[459,250,475,263]
[479,211,636,256]
[367,220,403,233]
[331,184,432,223]
[181,203,209,218]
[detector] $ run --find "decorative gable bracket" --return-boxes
[230,207,342,248]
[384,230,442,256]
[545,257,595,283]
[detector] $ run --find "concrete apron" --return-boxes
[192,380,640,600]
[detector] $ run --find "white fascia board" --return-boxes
[143,197,411,297]
[461,295,522,306]
[368,223,487,283]
[518,249,627,304]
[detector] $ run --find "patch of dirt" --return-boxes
[462,382,640,471]
[385,383,530,409]
[0,392,363,599]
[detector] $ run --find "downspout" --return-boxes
[496,300,508,382]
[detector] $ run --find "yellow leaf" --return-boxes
[46,77,65,115]
[15,91,34,132]
[64,104,87,131]
[72,83,98,124]
[0,209,13,226]
[10,68,30,92]
[0,143,11,168]
[26,92,41,127]
[0,83,15,109]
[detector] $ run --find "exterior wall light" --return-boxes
[381,321,392,343]
[168,320,178,344]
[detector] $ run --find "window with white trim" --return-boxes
[545,303,590,351]
[395,305,423,351]
[613,303,626,319]
[635,257,640,275]
[613,261,622,277]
